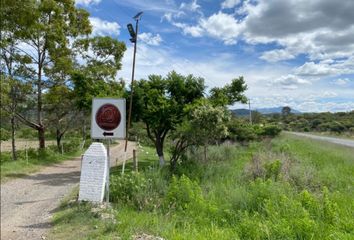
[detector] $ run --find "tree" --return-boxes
[170,101,230,168]
[209,76,248,106]
[1,0,91,149]
[132,71,205,166]
[281,106,291,116]
[72,36,126,140]
[0,76,32,160]
[44,85,76,150]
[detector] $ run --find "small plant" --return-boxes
[164,175,204,212]
[0,128,10,142]
[265,160,282,181]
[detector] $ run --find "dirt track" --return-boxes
[1,141,136,240]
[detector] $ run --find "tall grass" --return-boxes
[49,136,354,239]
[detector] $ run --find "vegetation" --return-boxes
[0,138,86,182]
[262,110,354,136]
[1,0,126,159]
[49,134,353,239]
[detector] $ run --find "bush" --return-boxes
[0,128,10,141]
[62,138,81,152]
[164,175,204,212]
[110,172,147,209]
[260,125,282,137]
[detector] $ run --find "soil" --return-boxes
[1,140,136,240]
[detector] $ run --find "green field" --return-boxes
[49,134,354,239]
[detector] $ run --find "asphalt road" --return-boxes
[287,132,354,148]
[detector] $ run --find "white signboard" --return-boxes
[91,98,126,139]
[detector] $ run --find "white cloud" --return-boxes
[180,0,201,12]
[272,74,311,89]
[260,49,296,62]
[221,0,240,9]
[172,22,204,37]
[75,0,101,6]
[333,78,351,85]
[200,12,244,45]
[294,58,354,76]
[138,32,163,46]
[89,17,120,36]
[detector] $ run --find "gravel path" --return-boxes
[1,141,136,240]
[286,132,354,148]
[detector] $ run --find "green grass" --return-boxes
[48,136,354,240]
[0,145,82,183]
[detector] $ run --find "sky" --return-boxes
[75,0,354,112]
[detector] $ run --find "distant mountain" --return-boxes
[231,107,301,116]
[256,107,301,114]
[230,108,256,116]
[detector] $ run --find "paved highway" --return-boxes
[287,132,354,148]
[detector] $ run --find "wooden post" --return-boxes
[25,141,28,165]
[133,149,138,172]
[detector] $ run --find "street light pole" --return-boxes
[125,12,143,152]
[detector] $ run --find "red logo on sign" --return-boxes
[95,104,121,131]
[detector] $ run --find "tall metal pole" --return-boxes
[125,19,140,152]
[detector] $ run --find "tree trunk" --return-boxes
[38,126,45,149]
[37,53,45,149]
[56,129,63,152]
[11,116,17,160]
[155,137,165,167]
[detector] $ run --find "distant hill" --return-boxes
[231,107,301,116]
[256,107,301,114]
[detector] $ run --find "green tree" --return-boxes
[132,71,205,166]
[281,106,291,116]
[209,76,247,106]
[44,85,76,150]
[170,101,230,168]
[1,0,91,149]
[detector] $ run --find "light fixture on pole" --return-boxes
[125,11,143,152]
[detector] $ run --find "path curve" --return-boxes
[286,132,354,148]
[1,141,136,240]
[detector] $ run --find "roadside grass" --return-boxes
[0,140,86,182]
[49,137,354,239]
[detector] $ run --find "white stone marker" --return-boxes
[79,142,107,202]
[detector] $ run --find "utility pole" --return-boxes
[125,12,143,152]
[249,99,252,125]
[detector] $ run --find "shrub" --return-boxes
[62,138,81,152]
[0,128,10,141]
[264,160,282,181]
[110,172,147,209]
[260,125,282,137]
[164,175,204,212]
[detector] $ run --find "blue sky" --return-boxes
[76,0,354,112]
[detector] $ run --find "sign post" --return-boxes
[91,98,126,203]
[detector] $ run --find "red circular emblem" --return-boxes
[95,104,121,131]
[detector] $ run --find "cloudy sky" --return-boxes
[76,0,354,112]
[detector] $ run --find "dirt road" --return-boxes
[1,141,136,240]
[287,132,354,148]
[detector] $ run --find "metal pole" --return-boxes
[125,19,140,152]
[106,139,110,203]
